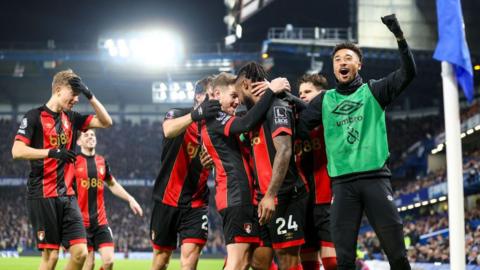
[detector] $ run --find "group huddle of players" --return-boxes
[150,66,337,270]
[12,14,416,270]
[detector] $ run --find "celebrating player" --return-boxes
[298,14,416,270]
[295,74,337,270]
[201,72,289,270]
[12,69,113,270]
[235,62,307,270]
[75,129,143,270]
[150,77,220,270]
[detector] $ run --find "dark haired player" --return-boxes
[75,129,143,270]
[236,62,307,270]
[150,77,221,270]
[202,72,289,270]
[12,69,113,270]
[298,15,416,270]
[295,74,337,270]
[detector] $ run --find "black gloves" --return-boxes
[381,14,403,38]
[48,149,76,163]
[191,100,221,121]
[69,77,93,100]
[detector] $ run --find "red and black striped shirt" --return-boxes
[152,108,210,208]
[74,153,112,227]
[294,125,332,204]
[14,105,93,199]
[201,112,255,211]
[250,98,306,203]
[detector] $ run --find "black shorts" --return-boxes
[150,201,208,250]
[27,196,87,250]
[86,224,114,252]
[220,205,260,245]
[302,203,334,252]
[260,193,307,250]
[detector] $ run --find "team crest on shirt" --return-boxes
[216,111,231,125]
[244,223,252,234]
[62,119,70,130]
[98,167,105,176]
[37,231,45,241]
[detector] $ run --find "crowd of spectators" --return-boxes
[393,150,480,198]
[357,204,480,265]
[0,186,226,254]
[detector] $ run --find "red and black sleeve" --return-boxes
[71,111,94,131]
[14,110,39,146]
[268,103,294,138]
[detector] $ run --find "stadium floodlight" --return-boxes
[467,128,474,135]
[99,30,184,67]
[430,198,438,204]
[235,24,243,39]
[438,196,447,202]
[475,125,480,131]
[460,132,466,138]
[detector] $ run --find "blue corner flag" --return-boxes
[433,0,474,102]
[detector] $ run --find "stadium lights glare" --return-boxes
[421,201,429,206]
[101,30,184,67]
[461,132,466,138]
[407,204,414,210]
[467,128,474,135]
[414,202,421,208]
[401,206,407,211]
[475,125,480,131]
[438,196,447,202]
[430,198,438,204]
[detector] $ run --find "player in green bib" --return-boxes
[298,14,416,270]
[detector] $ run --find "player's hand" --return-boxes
[381,14,403,38]
[48,149,76,163]
[129,198,143,217]
[258,195,276,226]
[269,77,291,94]
[191,100,221,121]
[200,146,213,169]
[69,77,93,100]
[251,80,270,97]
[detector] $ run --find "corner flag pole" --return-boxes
[441,61,466,270]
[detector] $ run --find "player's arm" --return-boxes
[226,78,290,135]
[163,100,220,138]
[69,77,113,129]
[369,14,417,109]
[12,141,49,160]
[258,134,292,225]
[107,177,143,216]
[296,92,325,137]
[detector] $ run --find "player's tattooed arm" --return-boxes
[258,134,292,225]
[269,134,292,197]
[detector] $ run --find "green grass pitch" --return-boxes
[0,257,224,270]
